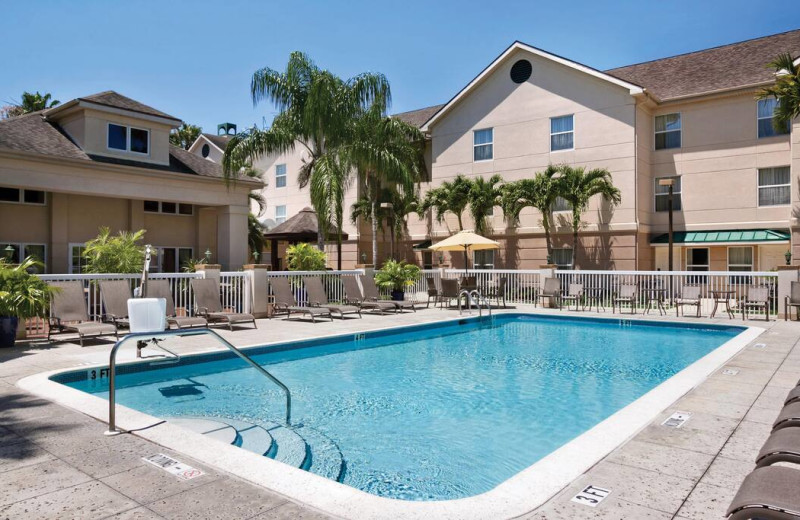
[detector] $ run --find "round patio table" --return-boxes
[710,289,736,319]
[642,288,667,316]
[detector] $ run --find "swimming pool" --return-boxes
[51,313,744,502]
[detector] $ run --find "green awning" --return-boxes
[412,239,432,251]
[651,229,790,245]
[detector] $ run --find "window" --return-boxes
[550,115,574,151]
[143,200,193,215]
[161,202,177,214]
[1,243,46,272]
[686,248,709,271]
[275,205,287,224]
[552,248,573,270]
[552,196,571,212]
[728,246,753,272]
[70,244,86,274]
[152,247,193,273]
[275,164,287,188]
[758,98,790,138]
[473,250,495,269]
[655,113,681,150]
[201,144,210,158]
[107,123,149,154]
[473,128,493,161]
[178,203,193,215]
[0,187,45,205]
[758,166,790,206]
[654,176,682,212]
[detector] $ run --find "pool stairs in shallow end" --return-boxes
[165,416,344,482]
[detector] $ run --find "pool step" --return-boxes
[262,421,308,469]
[167,417,238,444]
[220,418,274,456]
[294,425,345,482]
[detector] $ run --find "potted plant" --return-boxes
[375,260,421,301]
[0,257,55,348]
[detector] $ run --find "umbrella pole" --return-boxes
[464,246,468,275]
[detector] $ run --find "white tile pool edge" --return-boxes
[17,315,764,520]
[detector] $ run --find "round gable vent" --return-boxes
[510,59,532,84]
[201,144,210,158]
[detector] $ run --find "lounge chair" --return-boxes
[786,281,800,321]
[562,283,584,311]
[612,284,637,314]
[675,285,702,317]
[302,277,361,319]
[191,278,257,330]
[484,277,508,308]
[269,277,332,322]
[98,280,132,328]
[772,402,800,432]
[47,281,118,347]
[756,428,800,467]
[439,278,460,309]
[147,280,208,330]
[426,277,441,308]
[539,277,561,309]
[360,275,417,312]
[742,286,771,321]
[726,466,800,519]
[786,385,800,406]
[341,276,396,314]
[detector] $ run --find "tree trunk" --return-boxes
[316,218,325,252]
[543,213,553,263]
[457,213,464,231]
[371,199,378,265]
[572,211,580,269]
[337,233,342,271]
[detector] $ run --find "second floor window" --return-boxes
[757,98,790,138]
[758,166,790,206]
[654,176,682,212]
[275,205,287,224]
[550,115,574,151]
[655,113,681,150]
[552,196,571,212]
[275,164,287,188]
[108,123,149,154]
[0,187,45,205]
[473,128,493,161]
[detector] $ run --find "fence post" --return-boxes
[195,264,221,282]
[776,266,799,319]
[243,264,269,318]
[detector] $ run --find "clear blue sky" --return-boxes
[4,0,799,133]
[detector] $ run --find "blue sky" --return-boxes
[3,0,799,133]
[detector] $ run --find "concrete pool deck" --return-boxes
[1,305,797,519]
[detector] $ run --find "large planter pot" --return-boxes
[0,317,19,348]
[391,290,405,301]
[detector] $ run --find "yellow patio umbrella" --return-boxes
[428,230,500,273]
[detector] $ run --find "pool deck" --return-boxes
[1,304,797,519]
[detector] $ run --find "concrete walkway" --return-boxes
[0,305,797,519]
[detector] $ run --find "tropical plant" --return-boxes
[350,187,420,262]
[500,165,561,262]
[468,174,503,235]
[1,91,60,119]
[285,242,327,271]
[82,227,146,274]
[419,174,472,231]
[181,257,207,273]
[222,52,390,269]
[554,165,621,268]
[758,53,800,133]
[374,259,420,293]
[0,257,54,319]
[169,123,202,150]
[248,214,268,261]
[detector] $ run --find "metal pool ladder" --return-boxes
[105,328,292,435]
[458,289,492,318]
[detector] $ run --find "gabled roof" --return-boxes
[606,29,800,102]
[393,104,445,128]
[420,41,644,131]
[45,90,181,123]
[199,133,231,152]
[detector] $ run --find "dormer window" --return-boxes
[107,123,149,155]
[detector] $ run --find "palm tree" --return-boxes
[500,165,561,262]
[554,165,621,269]
[468,174,503,235]
[248,214,267,261]
[19,91,60,113]
[758,53,800,133]
[222,52,389,269]
[170,123,202,150]
[419,174,472,231]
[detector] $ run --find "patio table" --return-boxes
[710,289,736,319]
[642,288,667,316]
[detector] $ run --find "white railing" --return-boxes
[220,271,250,313]
[440,269,542,305]
[407,269,442,300]
[266,270,364,305]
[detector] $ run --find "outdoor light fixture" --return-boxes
[786,250,792,266]
[4,245,14,260]
[253,250,260,262]
[437,252,444,264]
[361,252,367,263]
[204,249,212,262]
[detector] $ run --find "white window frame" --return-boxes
[473,250,495,269]
[757,98,790,139]
[69,242,87,274]
[686,247,709,271]
[275,164,287,188]
[654,113,681,150]
[552,248,573,270]
[757,166,791,207]
[654,176,682,212]
[0,187,46,206]
[143,200,194,216]
[0,242,47,272]
[275,205,287,224]
[107,122,150,156]
[473,128,493,162]
[550,114,574,152]
[727,246,754,272]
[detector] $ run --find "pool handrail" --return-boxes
[105,328,291,435]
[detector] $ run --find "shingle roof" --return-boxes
[393,104,445,128]
[74,91,181,121]
[606,29,800,101]
[201,133,232,151]
[264,207,348,240]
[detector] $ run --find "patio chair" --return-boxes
[360,275,417,312]
[561,283,584,311]
[612,284,637,314]
[341,275,396,314]
[786,386,800,406]
[786,281,800,321]
[675,285,702,317]
[269,277,332,322]
[742,286,771,321]
[191,278,257,330]
[426,277,441,308]
[755,428,800,467]
[772,402,800,432]
[460,276,477,291]
[302,277,361,319]
[483,277,508,308]
[439,278,461,309]
[538,277,561,309]
[98,280,133,328]
[147,280,208,330]
[47,281,118,347]
[726,466,800,519]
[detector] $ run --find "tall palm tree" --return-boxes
[555,165,621,269]
[19,91,60,113]
[170,123,202,150]
[468,174,503,235]
[222,51,390,269]
[500,165,561,262]
[419,174,472,231]
[758,53,800,132]
[248,214,267,261]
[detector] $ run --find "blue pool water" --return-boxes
[56,314,742,501]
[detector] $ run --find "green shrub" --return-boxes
[374,260,420,292]
[83,227,146,274]
[286,243,327,271]
[0,257,54,319]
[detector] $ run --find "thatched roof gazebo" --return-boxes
[263,207,348,270]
